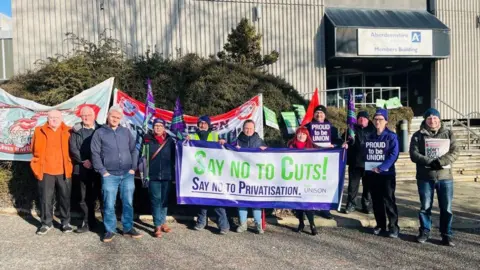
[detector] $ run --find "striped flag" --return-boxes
[143,79,155,131]
[170,97,186,139]
[347,89,357,141]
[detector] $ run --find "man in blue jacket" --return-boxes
[91,105,141,242]
[364,108,400,238]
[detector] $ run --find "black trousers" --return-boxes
[38,174,72,227]
[75,169,102,225]
[346,167,371,209]
[296,210,316,227]
[366,173,399,231]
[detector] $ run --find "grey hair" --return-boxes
[108,105,123,115]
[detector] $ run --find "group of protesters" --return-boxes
[30,103,458,246]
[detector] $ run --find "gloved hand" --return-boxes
[430,159,443,170]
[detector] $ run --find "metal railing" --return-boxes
[320,87,401,108]
[435,98,480,150]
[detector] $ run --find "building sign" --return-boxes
[358,29,433,56]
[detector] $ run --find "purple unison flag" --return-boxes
[170,97,186,139]
[143,79,156,131]
[347,89,357,141]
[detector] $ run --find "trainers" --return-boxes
[256,223,264,234]
[153,226,162,238]
[103,232,115,243]
[161,224,172,233]
[416,230,429,244]
[311,225,318,236]
[194,223,205,231]
[62,224,74,233]
[373,226,386,236]
[75,222,89,233]
[123,228,143,239]
[219,228,229,235]
[441,236,455,247]
[344,205,356,214]
[36,225,52,235]
[236,223,247,233]
[388,229,399,239]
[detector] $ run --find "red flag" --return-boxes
[300,88,320,126]
[262,209,266,230]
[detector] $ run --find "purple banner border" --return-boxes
[175,140,347,210]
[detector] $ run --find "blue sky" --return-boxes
[0,0,11,17]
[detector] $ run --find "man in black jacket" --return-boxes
[305,105,343,219]
[69,106,101,233]
[342,111,375,214]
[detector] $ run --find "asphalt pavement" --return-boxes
[0,215,479,270]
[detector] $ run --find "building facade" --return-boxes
[0,13,13,81]
[11,0,480,119]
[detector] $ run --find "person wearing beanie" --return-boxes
[138,118,176,238]
[341,111,375,215]
[287,127,318,235]
[189,115,230,235]
[364,108,400,238]
[409,108,459,247]
[305,104,342,220]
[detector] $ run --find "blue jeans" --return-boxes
[149,181,170,227]
[238,208,262,225]
[197,207,229,230]
[417,179,453,236]
[102,172,135,233]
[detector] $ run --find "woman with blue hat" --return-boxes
[364,108,400,238]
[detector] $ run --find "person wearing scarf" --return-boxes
[287,126,318,235]
[139,118,175,238]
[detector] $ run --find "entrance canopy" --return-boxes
[325,7,450,69]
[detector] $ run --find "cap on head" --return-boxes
[357,111,369,120]
[314,105,327,114]
[198,115,211,127]
[423,108,441,119]
[152,118,166,127]
[374,108,388,121]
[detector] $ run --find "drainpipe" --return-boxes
[427,0,436,16]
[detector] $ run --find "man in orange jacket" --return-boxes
[30,110,73,235]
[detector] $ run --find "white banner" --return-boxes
[176,141,347,210]
[0,78,114,161]
[358,29,433,56]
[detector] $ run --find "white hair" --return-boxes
[108,105,123,116]
[79,106,95,115]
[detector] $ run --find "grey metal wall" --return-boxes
[324,0,425,10]
[434,0,480,119]
[12,0,325,97]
